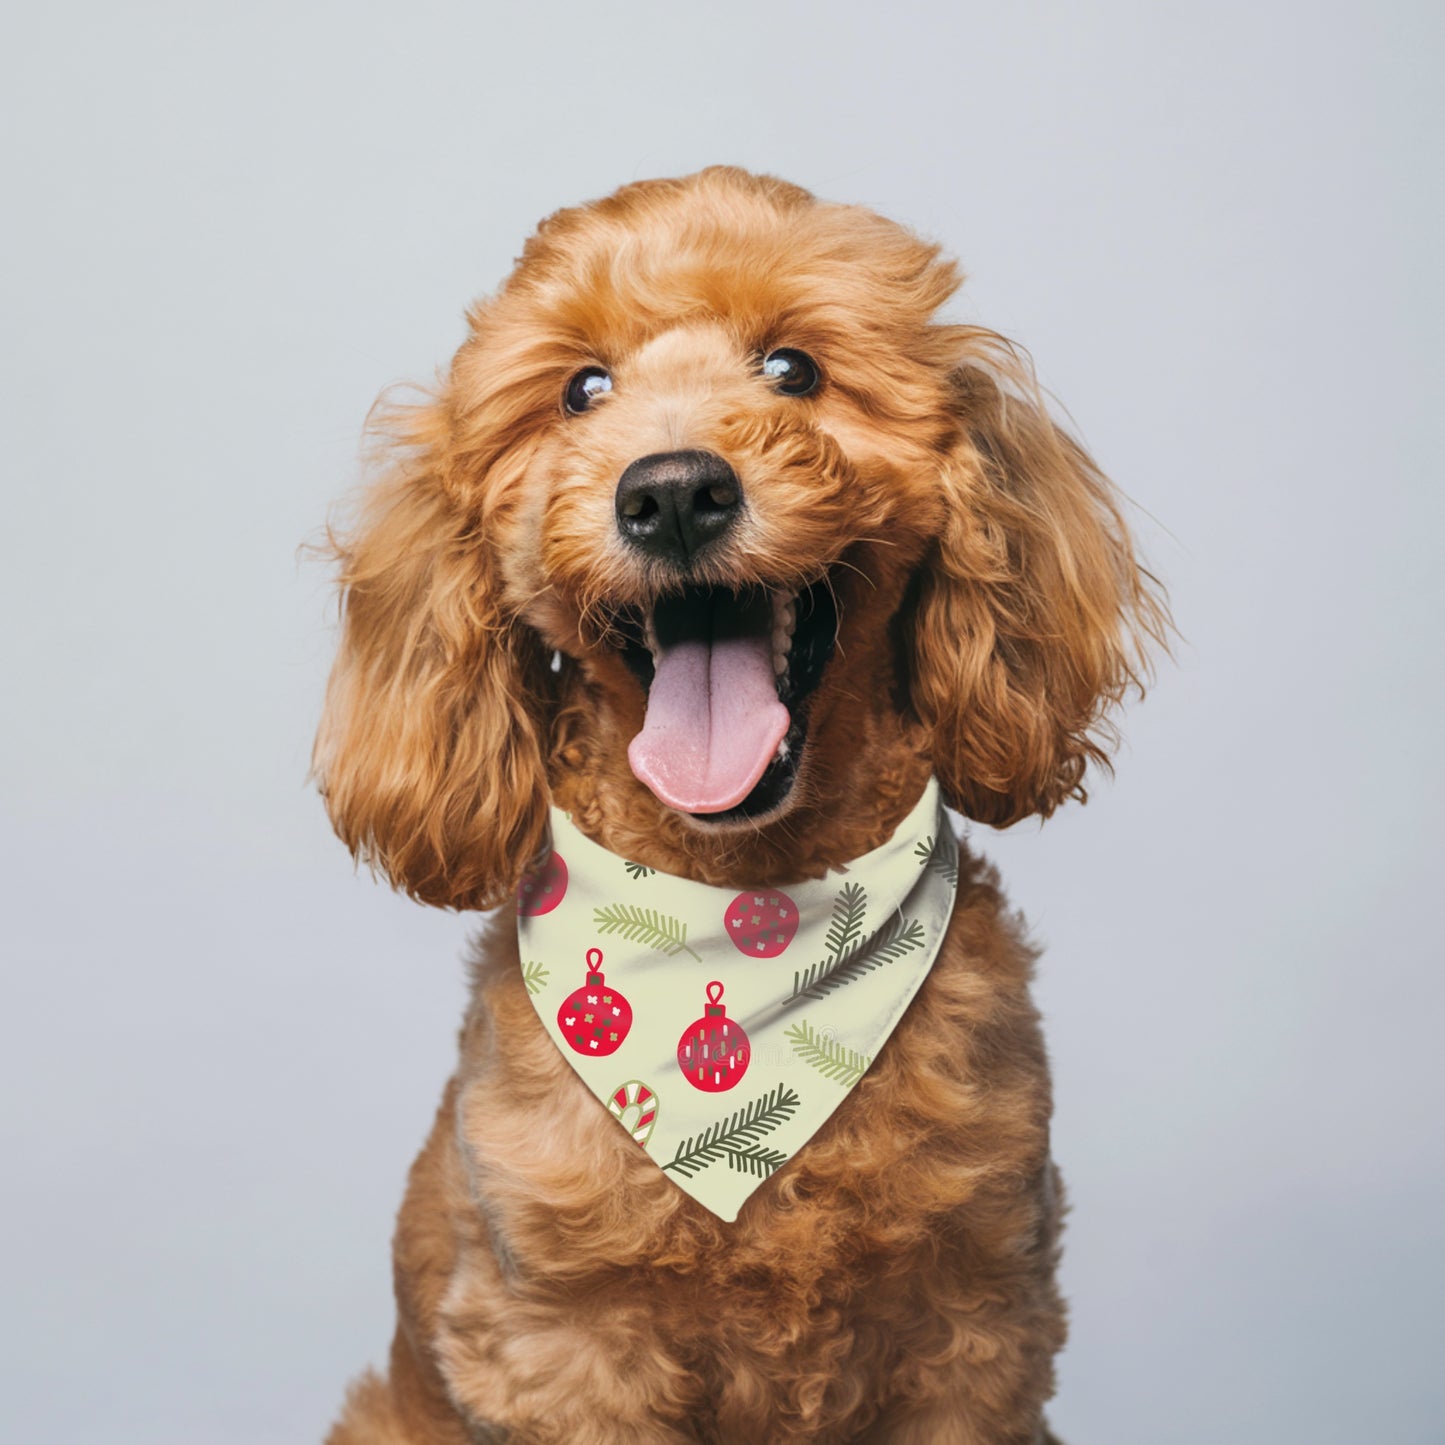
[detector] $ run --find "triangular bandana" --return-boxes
[516,779,959,1221]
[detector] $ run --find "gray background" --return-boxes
[2,2,1441,1441]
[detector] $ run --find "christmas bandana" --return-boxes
[516,780,960,1221]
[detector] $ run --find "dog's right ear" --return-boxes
[312,394,552,912]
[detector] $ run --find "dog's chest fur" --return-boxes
[398,847,1064,1442]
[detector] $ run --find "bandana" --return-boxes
[516,779,959,1221]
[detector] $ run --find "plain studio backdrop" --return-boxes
[2,2,1440,1441]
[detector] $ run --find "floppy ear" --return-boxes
[313,397,552,911]
[908,330,1168,826]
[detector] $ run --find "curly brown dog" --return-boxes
[314,166,1165,1444]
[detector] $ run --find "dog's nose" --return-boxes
[614,450,743,565]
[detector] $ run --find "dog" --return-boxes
[314,166,1165,1444]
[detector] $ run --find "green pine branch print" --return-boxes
[726,1145,790,1178]
[521,960,550,995]
[791,882,872,998]
[824,881,867,962]
[785,1020,872,1087]
[794,915,928,1000]
[662,1084,800,1179]
[915,831,959,886]
[623,861,655,879]
[592,903,701,960]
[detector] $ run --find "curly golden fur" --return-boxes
[315,166,1166,1443]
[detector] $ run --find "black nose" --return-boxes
[614,450,743,565]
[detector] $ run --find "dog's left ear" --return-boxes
[907,330,1169,826]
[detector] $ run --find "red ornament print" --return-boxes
[558,948,633,1057]
[677,981,751,1092]
[517,850,568,916]
[724,889,798,956]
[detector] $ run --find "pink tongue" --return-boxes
[628,633,789,813]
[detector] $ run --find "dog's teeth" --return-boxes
[770,590,799,675]
[768,583,803,679]
[644,610,660,661]
[774,737,790,762]
[771,590,798,639]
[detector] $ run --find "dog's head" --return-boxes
[315,167,1166,908]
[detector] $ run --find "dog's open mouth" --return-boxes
[613,579,839,821]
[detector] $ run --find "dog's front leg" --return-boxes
[863,1407,1062,1445]
[860,1315,1066,1445]
[429,1266,707,1445]
[860,1224,1067,1445]
[465,1415,697,1445]
[434,1248,705,1444]
[452,1369,702,1445]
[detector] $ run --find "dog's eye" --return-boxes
[762,349,820,397]
[564,367,613,414]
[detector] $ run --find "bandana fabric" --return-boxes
[516,779,959,1221]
